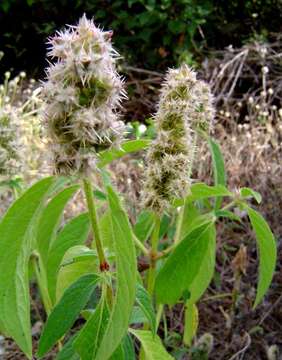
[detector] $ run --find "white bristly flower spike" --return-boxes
[0,107,25,178]
[142,64,214,214]
[42,15,126,175]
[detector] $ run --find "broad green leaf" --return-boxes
[188,183,232,202]
[37,274,100,357]
[179,202,199,241]
[99,210,114,249]
[155,221,214,305]
[134,210,155,243]
[36,185,79,265]
[46,213,90,303]
[136,284,156,334]
[74,296,109,360]
[215,210,241,222]
[246,207,276,307]
[56,245,98,301]
[240,187,262,204]
[122,334,135,360]
[180,212,216,242]
[208,137,226,209]
[130,329,173,360]
[55,335,79,360]
[183,303,199,346]
[0,177,54,359]
[130,306,148,324]
[95,186,137,360]
[98,139,150,167]
[187,225,216,304]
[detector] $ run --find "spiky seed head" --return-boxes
[142,64,215,214]
[42,15,126,176]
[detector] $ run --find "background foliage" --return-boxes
[0,0,281,75]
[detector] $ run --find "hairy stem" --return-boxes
[147,214,161,297]
[83,178,108,271]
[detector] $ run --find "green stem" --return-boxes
[83,178,107,270]
[147,214,161,297]
[174,203,185,244]
[133,233,150,255]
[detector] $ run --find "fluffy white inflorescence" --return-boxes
[42,15,126,175]
[142,64,214,213]
[0,106,25,178]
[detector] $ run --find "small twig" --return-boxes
[228,332,251,360]
[258,293,282,325]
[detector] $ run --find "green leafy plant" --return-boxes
[0,16,276,360]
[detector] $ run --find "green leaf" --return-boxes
[155,221,214,305]
[215,210,241,222]
[0,177,54,359]
[122,334,135,360]
[36,185,79,264]
[56,245,98,301]
[98,139,150,167]
[183,303,199,346]
[189,183,232,201]
[37,274,100,357]
[240,187,262,204]
[95,186,137,360]
[130,306,148,324]
[179,202,200,241]
[129,329,173,359]
[136,284,156,334]
[73,296,109,360]
[55,335,79,360]
[99,210,114,249]
[187,225,216,303]
[46,213,90,303]
[134,210,155,243]
[208,137,226,209]
[246,207,276,308]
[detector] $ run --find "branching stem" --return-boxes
[83,177,108,271]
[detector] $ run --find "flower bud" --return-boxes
[142,64,214,213]
[42,15,126,175]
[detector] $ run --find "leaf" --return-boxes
[98,139,150,167]
[122,334,135,360]
[134,210,155,243]
[0,177,54,359]
[136,284,156,334]
[37,274,100,357]
[73,296,110,360]
[179,202,200,241]
[36,185,79,265]
[240,187,262,204]
[188,183,232,202]
[187,225,216,304]
[94,186,137,360]
[246,207,277,308]
[208,138,226,187]
[183,303,199,346]
[215,210,241,222]
[55,335,79,360]
[56,245,98,301]
[99,210,114,249]
[129,329,173,360]
[208,137,226,209]
[46,213,90,303]
[130,306,148,324]
[155,221,214,305]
